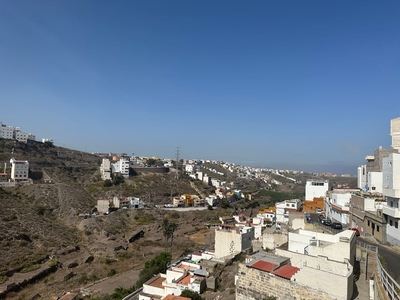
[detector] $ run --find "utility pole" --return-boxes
[175,147,180,179]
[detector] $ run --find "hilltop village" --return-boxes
[0,117,399,300]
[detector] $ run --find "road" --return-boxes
[358,236,400,280]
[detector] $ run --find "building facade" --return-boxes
[305,179,329,201]
[10,158,29,182]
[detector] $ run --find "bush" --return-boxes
[107,268,117,277]
[180,290,204,300]
[20,264,41,273]
[103,179,113,187]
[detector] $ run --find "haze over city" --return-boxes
[1,1,399,174]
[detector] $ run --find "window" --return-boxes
[368,220,370,226]
[396,222,398,229]
[377,226,379,232]
[390,220,393,226]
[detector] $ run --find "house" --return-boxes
[305,179,329,201]
[325,190,352,226]
[139,262,206,300]
[238,229,355,300]
[236,247,353,300]
[10,158,29,182]
[214,224,254,259]
[275,199,301,224]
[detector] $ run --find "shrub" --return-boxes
[107,268,117,277]
[20,264,41,273]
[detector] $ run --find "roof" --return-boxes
[177,274,192,285]
[146,275,165,288]
[163,295,191,300]
[251,260,278,272]
[272,265,300,279]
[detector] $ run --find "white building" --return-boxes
[391,117,400,151]
[305,179,329,201]
[367,171,383,194]
[357,165,367,190]
[9,158,29,182]
[111,156,130,178]
[325,191,352,226]
[14,128,28,143]
[274,229,355,300]
[0,122,13,140]
[42,138,53,143]
[185,164,195,173]
[100,158,111,180]
[382,152,400,245]
[27,133,36,141]
[214,224,254,259]
[275,199,301,224]
[139,262,205,300]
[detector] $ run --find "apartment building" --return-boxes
[10,158,29,182]
[111,156,130,177]
[382,152,400,245]
[305,179,329,201]
[0,122,14,140]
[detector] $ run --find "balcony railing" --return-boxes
[382,205,400,218]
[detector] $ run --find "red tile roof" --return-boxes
[272,265,300,279]
[177,274,192,285]
[251,260,278,272]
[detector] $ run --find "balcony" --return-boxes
[383,205,400,219]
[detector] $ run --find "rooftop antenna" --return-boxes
[175,147,180,179]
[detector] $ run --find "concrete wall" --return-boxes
[262,232,288,251]
[235,263,335,300]
[215,227,253,259]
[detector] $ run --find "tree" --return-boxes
[161,218,179,247]
[180,290,204,300]
[135,252,171,288]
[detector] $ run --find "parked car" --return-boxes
[349,228,360,236]
[331,222,343,229]
[321,219,332,226]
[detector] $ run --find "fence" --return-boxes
[356,240,399,299]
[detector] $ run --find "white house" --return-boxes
[273,229,355,300]
[325,191,352,226]
[275,199,301,224]
[305,179,329,201]
[9,158,29,182]
[139,262,205,300]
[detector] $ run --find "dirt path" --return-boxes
[84,268,141,296]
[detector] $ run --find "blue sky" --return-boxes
[1,1,399,174]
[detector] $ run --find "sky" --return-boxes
[1,1,399,175]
